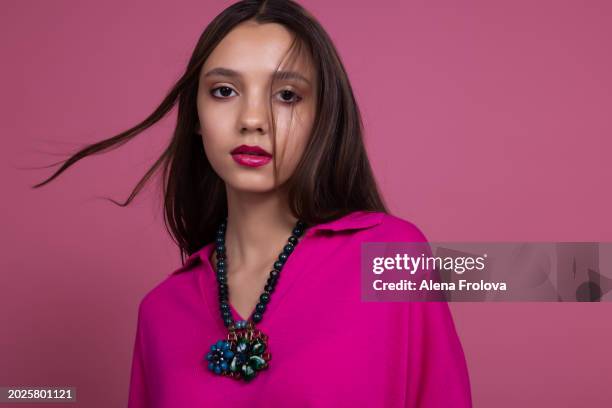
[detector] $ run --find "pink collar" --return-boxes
[171,210,384,276]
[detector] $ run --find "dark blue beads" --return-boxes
[205,340,234,375]
[213,218,306,327]
[266,274,278,293]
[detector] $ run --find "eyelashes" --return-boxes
[209,86,303,105]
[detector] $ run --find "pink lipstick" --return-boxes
[230,144,272,168]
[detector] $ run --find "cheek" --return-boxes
[275,111,314,174]
[198,104,234,156]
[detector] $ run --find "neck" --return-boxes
[217,185,297,271]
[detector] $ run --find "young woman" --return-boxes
[35,0,471,406]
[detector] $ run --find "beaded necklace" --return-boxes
[204,218,306,382]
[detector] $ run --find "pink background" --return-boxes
[1,0,611,406]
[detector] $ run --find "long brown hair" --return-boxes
[32,0,388,264]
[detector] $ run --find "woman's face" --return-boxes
[196,21,317,193]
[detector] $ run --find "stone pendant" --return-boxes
[204,320,271,382]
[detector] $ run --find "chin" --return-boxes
[226,178,277,194]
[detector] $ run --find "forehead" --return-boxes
[202,21,315,80]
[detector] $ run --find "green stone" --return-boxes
[241,364,256,380]
[236,339,249,353]
[230,356,239,372]
[251,340,266,355]
[249,355,266,370]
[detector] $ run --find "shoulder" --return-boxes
[137,262,200,320]
[369,212,430,243]
[313,210,428,242]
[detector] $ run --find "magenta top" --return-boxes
[128,211,472,407]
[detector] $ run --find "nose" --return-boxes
[239,94,271,135]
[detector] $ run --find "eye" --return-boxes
[276,89,302,104]
[210,86,237,99]
[210,86,302,104]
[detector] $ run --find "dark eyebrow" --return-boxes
[203,67,311,86]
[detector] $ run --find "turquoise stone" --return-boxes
[251,339,266,355]
[249,355,266,370]
[241,364,256,380]
[236,339,249,353]
[230,356,239,373]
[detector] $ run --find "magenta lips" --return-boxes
[230,144,272,168]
